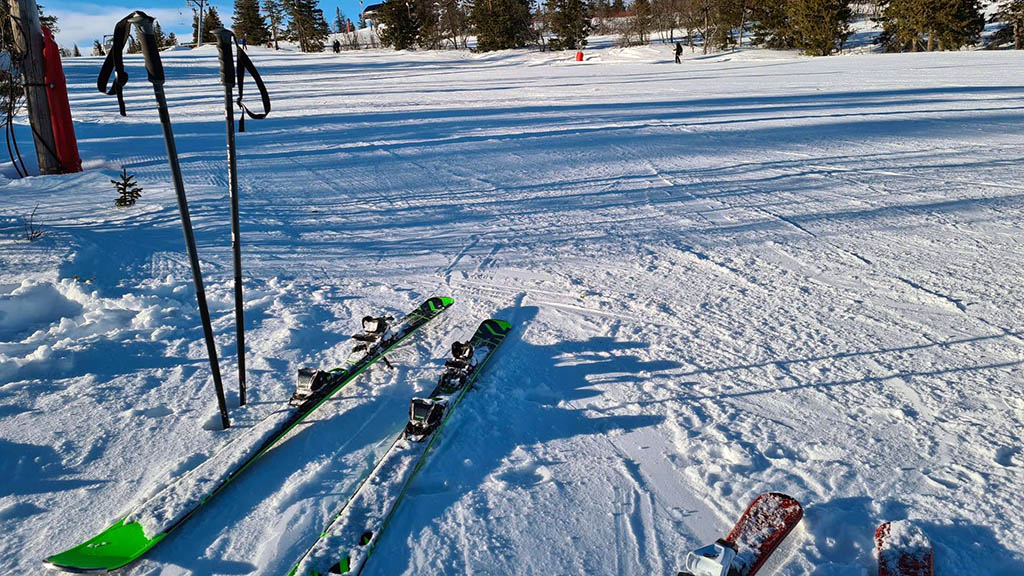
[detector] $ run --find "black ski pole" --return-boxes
[211,28,270,406]
[214,28,247,406]
[99,12,230,429]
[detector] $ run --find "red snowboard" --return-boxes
[876,521,934,576]
[727,492,804,576]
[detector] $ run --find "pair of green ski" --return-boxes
[45,297,509,574]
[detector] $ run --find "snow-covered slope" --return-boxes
[1,44,1023,575]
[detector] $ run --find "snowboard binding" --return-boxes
[678,539,739,576]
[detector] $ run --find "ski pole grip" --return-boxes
[128,11,165,85]
[214,29,235,88]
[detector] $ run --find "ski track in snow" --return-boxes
[2,43,1024,575]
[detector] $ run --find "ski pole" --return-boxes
[211,28,271,405]
[214,28,247,406]
[213,28,270,406]
[99,11,231,429]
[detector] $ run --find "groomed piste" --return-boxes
[2,37,1023,575]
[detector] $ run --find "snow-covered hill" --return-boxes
[1,44,1023,575]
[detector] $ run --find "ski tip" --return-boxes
[765,492,803,513]
[44,519,162,573]
[740,492,803,524]
[427,296,454,310]
[480,318,512,333]
[487,319,512,332]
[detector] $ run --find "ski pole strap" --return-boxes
[97,11,164,116]
[97,14,133,115]
[222,31,270,133]
[235,44,270,132]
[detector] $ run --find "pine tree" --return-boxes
[286,0,330,51]
[154,20,167,47]
[37,3,58,33]
[993,0,1024,49]
[876,0,982,52]
[193,6,225,44]
[207,7,225,39]
[92,39,105,56]
[718,0,750,49]
[549,0,591,49]
[358,11,368,28]
[929,0,984,50]
[874,0,919,51]
[472,0,535,50]
[264,0,286,48]
[788,0,851,55]
[378,0,420,49]
[692,0,729,53]
[72,43,80,56]
[750,0,795,49]
[112,168,143,208]
[610,0,625,12]
[235,0,271,44]
[168,32,179,46]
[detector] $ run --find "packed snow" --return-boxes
[1,40,1023,575]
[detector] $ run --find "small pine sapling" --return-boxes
[112,168,143,207]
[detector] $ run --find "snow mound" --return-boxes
[0,277,193,382]
[0,280,83,341]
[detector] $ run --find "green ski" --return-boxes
[45,297,454,573]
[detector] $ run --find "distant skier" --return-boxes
[675,42,683,64]
[241,35,247,49]
[333,39,341,53]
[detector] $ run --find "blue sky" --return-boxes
[45,1,366,50]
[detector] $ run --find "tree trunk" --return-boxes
[7,0,62,174]
[703,7,709,54]
[737,7,746,51]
